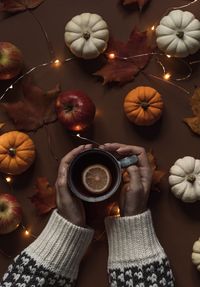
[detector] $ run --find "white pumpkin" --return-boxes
[169,156,200,202]
[192,238,200,271]
[64,13,109,59]
[156,10,200,58]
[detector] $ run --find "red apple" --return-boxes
[0,42,23,80]
[0,193,22,234]
[55,90,96,131]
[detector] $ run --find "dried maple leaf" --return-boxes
[147,150,166,187]
[122,150,165,190]
[94,29,153,84]
[1,82,60,131]
[0,0,45,13]
[184,87,200,135]
[30,177,56,215]
[121,0,151,10]
[184,117,200,135]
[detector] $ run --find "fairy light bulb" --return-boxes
[151,25,155,31]
[108,53,116,60]
[5,176,12,183]
[53,59,61,67]
[163,73,171,80]
[108,203,120,217]
[166,54,171,58]
[115,206,120,216]
[24,230,30,236]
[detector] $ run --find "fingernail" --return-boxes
[84,144,92,149]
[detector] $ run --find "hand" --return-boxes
[55,144,92,227]
[100,143,153,216]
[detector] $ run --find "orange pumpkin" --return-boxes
[123,86,164,126]
[0,131,36,175]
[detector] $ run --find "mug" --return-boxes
[68,148,138,202]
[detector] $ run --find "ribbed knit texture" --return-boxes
[25,209,94,280]
[105,210,166,268]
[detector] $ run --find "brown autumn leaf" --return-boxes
[0,0,45,13]
[94,29,153,84]
[147,150,166,187]
[30,177,56,215]
[184,117,200,135]
[1,82,60,132]
[183,87,200,135]
[121,0,151,10]
[123,150,165,190]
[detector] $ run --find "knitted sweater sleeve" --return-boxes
[1,209,94,287]
[105,210,175,287]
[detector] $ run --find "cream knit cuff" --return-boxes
[105,210,166,269]
[24,209,94,280]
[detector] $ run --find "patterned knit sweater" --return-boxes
[0,209,175,286]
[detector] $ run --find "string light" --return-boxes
[27,9,55,61]
[24,230,30,236]
[146,73,190,94]
[21,225,37,239]
[151,25,155,31]
[53,59,62,67]
[0,249,12,259]
[108,52,116,60]
[163,73,171,80]
[5,176,13,183]
[171,0,198,10]
[0,57,74,101]
[75,134,100,146]
[108,202,120,217]
[105,51,193,93]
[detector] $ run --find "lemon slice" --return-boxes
[82,164,111,194]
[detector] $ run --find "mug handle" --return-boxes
[118,155,138,168]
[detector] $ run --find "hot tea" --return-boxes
[82,164,112,194]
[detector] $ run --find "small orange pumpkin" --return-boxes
[123,86,164,126]
[0,131,36,175]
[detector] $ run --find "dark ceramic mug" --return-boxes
[68,148,138,202]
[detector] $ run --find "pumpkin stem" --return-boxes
[83,32,90,40]
[187,174,196,183]
[8,147,16,157]
[140,101,150,110]
[176,31,184,39]
[0,203,7,212]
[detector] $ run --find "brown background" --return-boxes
[0,0,200,286]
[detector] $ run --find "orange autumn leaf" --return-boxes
[184,87,200,135]
[147,151,166,187]
[30,177,56,215]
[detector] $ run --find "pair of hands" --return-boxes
[55,143,153,227]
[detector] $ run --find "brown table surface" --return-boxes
[1,0,200,286]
